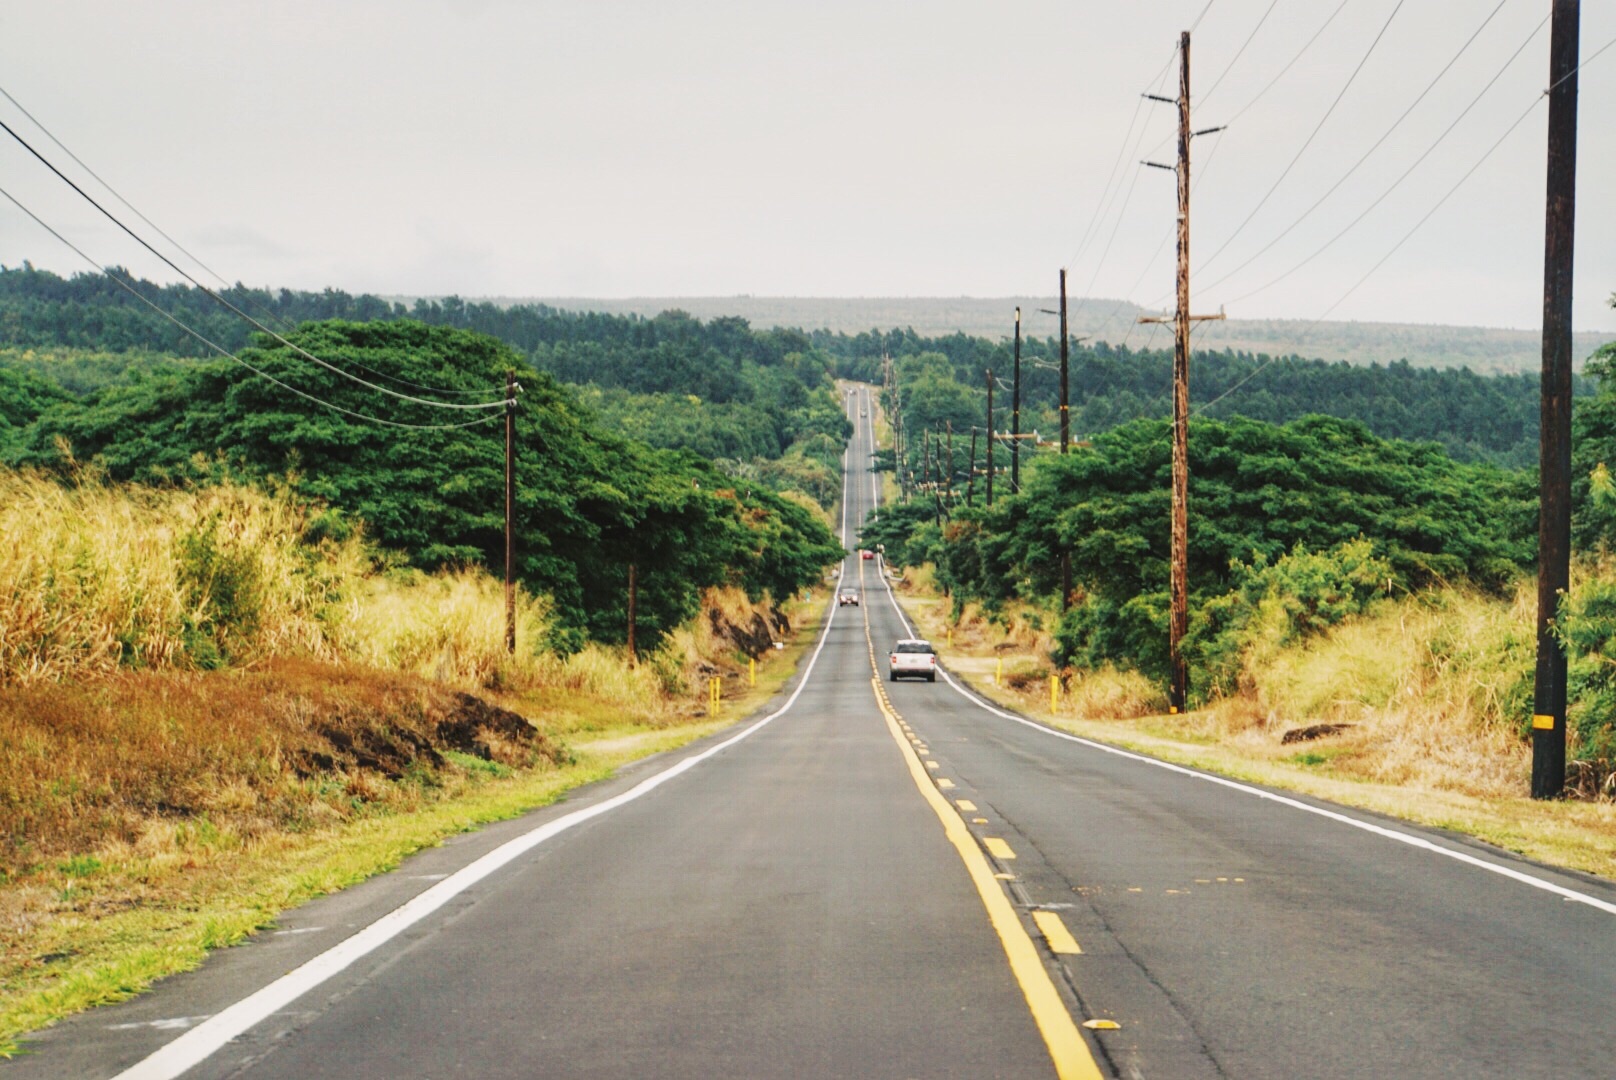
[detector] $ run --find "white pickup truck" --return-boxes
[888,639,937,682]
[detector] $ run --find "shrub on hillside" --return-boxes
[1186,539,1393,701]
[1554,572,1616,792]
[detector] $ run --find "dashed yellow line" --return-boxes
[856,566,1101,1080]
[869,678,1102,1080]
[984,837,1017,861]
[1032,911,1084,955]
[956,799,978,812]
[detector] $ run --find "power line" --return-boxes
[0,81,497,400]
[1194,0,1514,298]
[1137,0,1347,168]
[1195,0,1409,277]
[1194,100,1547,418]
[1198,0,1281,106]
[1306,94,1548,326]
[0,84,297,332]
[0,116,505,410]
[1217,14,1548,309]
[1069,45,1179,275]
[0,182,507,433]
[1135,0,1352,314]
[1193,28,1616,419]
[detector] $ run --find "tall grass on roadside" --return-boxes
[327,568,552,689]
[0,469,563,689]
[0,470,371,683]
[1207,584,1537,798]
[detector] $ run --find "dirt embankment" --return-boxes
[0,657,569,879]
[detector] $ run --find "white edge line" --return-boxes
[869,547,1616,918]
[114,483,860,1080]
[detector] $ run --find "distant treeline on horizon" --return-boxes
[0,262,1602,469]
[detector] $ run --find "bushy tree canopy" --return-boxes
[11,321,842,650]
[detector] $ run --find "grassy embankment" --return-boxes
[0,469,823,1054]
[885,563,1616,882]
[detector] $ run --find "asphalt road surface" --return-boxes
[11,385,1615,1079]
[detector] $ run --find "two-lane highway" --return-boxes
[12,384,1616,1079]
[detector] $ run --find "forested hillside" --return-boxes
[0,265,854,502]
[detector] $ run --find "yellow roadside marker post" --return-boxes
[749,657,756,687]
[996,657,1002,685]
[1050,674,1058,715]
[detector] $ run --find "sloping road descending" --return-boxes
[13,385,1616,1079]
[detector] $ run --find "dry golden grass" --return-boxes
[0,470,362,681]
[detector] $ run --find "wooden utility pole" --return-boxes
[1532,0,1580,800]
[945,421,955,511]
[626,563,638,664]
[1011,308,1023,494]
[985,367,995,506]
[1139,30,1225,714]
[966,427,978,507]
[930,433,943,530]
[504,370,517,654]
[1059,270,1070,454]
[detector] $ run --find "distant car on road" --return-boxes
[838,589,860,606]
[860,550,875,560]
[889,639,937,682]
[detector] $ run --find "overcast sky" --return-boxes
[2,1,1612,333]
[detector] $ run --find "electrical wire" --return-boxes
[1547,31,1616,94]
[1195,0,1408,277]
[1218,14,1547,309]
[1193,27,1616,419]
[1136,0,1352,314]
[0,84,299,332]
[1194,98,1545,418]
[1069,43,1179,274]
[0,182,508,432]
[1194,0,1512,298]
[1199,0,1281,107]
[0,82,496,398]
[0,117,506,409]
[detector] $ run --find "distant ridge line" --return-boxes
[387,295,1614,374]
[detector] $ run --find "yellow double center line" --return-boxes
[856,560,1103,1080]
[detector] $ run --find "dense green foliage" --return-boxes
[7,321,843,651]
[0,364,70,447]
[0,266,851,504]
[816,326,1588,470]
[867,414,1534,698]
